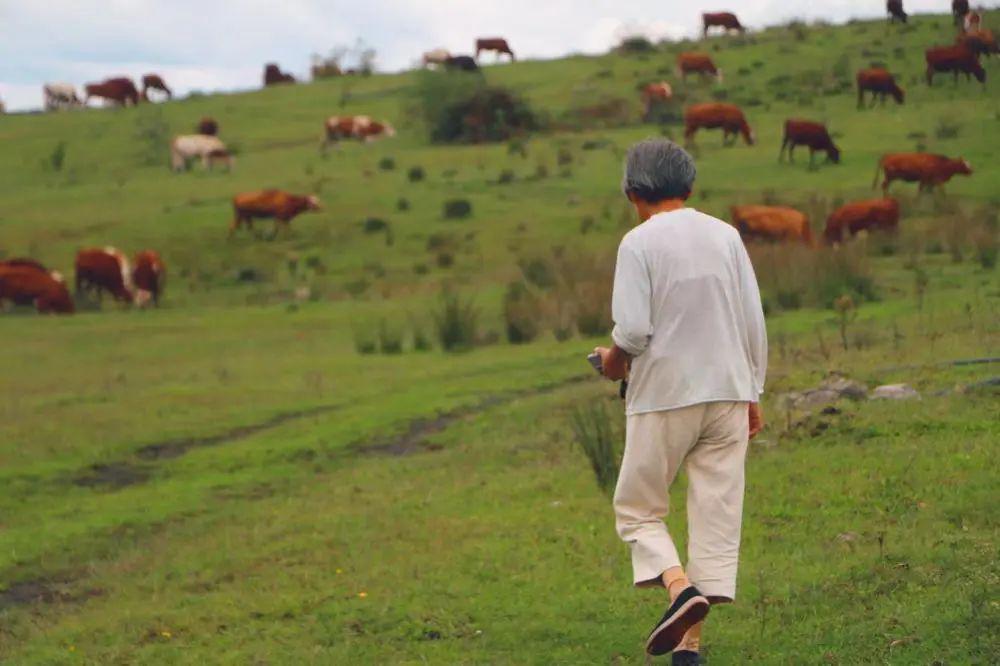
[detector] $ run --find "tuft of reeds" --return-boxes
[570,402,623,497]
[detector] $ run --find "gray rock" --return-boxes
[820,375,869,400]
[872,384,920,400]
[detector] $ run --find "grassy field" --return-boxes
[1,12,998,664]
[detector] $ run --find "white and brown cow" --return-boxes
[75,247,151,306]
[43,82,83,111]
[422,48,452,68]
[170,134,234,172]
[321,115,396,152]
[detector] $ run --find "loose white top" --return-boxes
[611,208,767,416]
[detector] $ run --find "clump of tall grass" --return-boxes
[433,289,479,352]
[571,402,624,497]
[747,239,876,310]
[503,281,544,344]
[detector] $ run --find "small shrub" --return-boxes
[443,199,472,219]
[520,256,557,289]
[497,169,516,184]
[46,141,68,172]
[776,290,802,311]
[934,118,961,140]
[378,157,396,171]
[433,290,479,352]
[407,166,425,182]
[436,251,454,268]
[377,320,404,354]
[362,217,389,234]
[570,403,623,497]
[411,323,432,351]
[354,330,378,355]
[556,147,573,166]
[503,281,544,344]
[508,138,529,157]
[617,36,656,55]
[397,197,410,212]
[416,71,538,144]
[973,229,998,269]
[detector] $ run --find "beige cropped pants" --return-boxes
[613,401,749,601]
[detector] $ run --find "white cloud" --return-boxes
[0,0,956,111]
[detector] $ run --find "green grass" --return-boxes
[1,12,998,664]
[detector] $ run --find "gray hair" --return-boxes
[621,138,697,202]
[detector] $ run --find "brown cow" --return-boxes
[887,0,908,23]
[133,250,166,306]
[677,53,722,82]
[926,44,986,86]
[873,153,972,195]
[475,38,515,61]
[703,12,745,37]
[0,264,74,314]
[958,30,999,57]
[641,82,673,118]
[824,199,899,244]
[953,0,970,26]
[730,205,813,245]
[230,190,322,238]
[75,247,143,304]
[263,63,295,86]
[321,115,395,152]
[779,119,840,166]
[0,257,49,273]
[84,77,141,107]
[141,74,172,101]
[856,68,905,108]
[197,117,219,136]
[684,103,754,146]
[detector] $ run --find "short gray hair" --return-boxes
[621,138,697,202]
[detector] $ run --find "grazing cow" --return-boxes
[684,103,754,146]
[422,49,452,68]
[824,199,900,244]
[953,0,970,26]
[887,0,908,23]
[703,12,745,37]
[856,68,905,107]
[133,250,166,306]
[321,115,396,152]
[43,82,82,111]
[0,264,74,314]
[197,116,219,136]
[84,77,141,107]
[171,135,234,172]
[475,38,515,61]
[75,247,143,304]
[141,74,172,101]
[0,258,49,273]
[779,119,841,166]
[641,82,673,118]
[263,63,296,86]
[925,44,986,86]
[959,29,999,57]
[873,153,972,195]
[230,190,322,238]
[730,205,813,245]
[444,55,479,72]
[677,52,723,82]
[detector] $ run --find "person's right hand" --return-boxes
[748,402,764,439]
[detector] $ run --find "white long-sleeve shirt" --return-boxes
[611,208,768,416]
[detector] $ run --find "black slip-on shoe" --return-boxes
[644,586,710,656]
[672,650,702,666]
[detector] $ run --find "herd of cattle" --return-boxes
[0,4,993,316]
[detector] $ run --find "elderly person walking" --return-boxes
[594,139,767,661]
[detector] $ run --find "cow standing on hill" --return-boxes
[475,38,515,61]
[141,74,172,101]
[873,153,972,194]
[230,190,322,238]
[84,78,141,107]
[887,0,908,23]
[0,263,74,314]
[925,44,986,85]
[640,83,673,119]
[263,63,295,86]
[133,250,166,306]
[779,119,841,166]
[444,56,479,72]
[171,135,234,171]
[730,205,813,245]
[824,199,900,244]
[43,83,82,110]
[684,103,754,146]
[856,68,906,107]
[321,115,395,152]
[953,0,970,26]
[702,12,745,37]
[75,247,146,304]
[422,49,452,68]
[677,53,723,82]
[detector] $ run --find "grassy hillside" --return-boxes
[1,12,998,664]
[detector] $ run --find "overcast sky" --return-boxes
[0,1,955,111]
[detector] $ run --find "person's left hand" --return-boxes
[595,346,628,381]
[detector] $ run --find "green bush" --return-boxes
[433,290,479,352]
[443,199,472,219]
[378,157,396,171]
[616,36,656,55]
[415,71,538,144]
[407,166,425,182]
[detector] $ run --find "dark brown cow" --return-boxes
[84,77,141,107]
[197,116,219,136]
[230,190,322,238]
[958,30,999,57]
[779,119,840,166]
[873,153,972,195]
[141,74,172,101]
[0,264,74,314]
[926,44,986,85]
[887,0,908,23]
[0,258,49,273]
[444,55,479,72]
[263,63,296,86]
[952,0,970,26]
[856,68,905,108]
[133,250,166,306]
[75,247,138,304]
[703,12,745,37]
[730,205,813,245]
[684,103,754,146]
[475,38,515,61]
[824,199,900,244]
[677,53,722,82]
